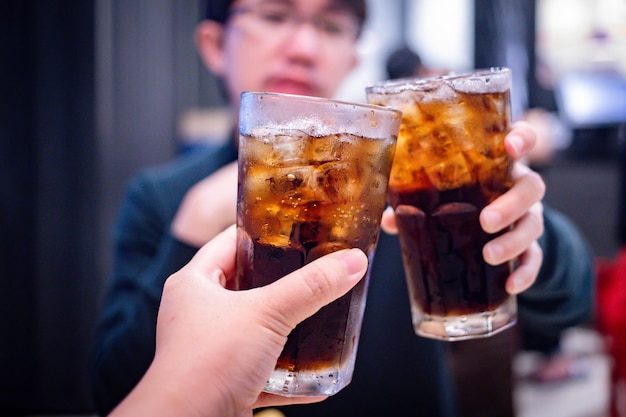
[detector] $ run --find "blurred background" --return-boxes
[1,0,625,415]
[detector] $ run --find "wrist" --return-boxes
[114,357,231,417]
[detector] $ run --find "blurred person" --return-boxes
[385,45,448,80]
[109,226,369,417]
[90,0,594,416]
[385,45,425,79]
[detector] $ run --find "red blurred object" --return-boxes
[596,247,626,417]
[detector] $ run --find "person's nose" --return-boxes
[282,22,321,64]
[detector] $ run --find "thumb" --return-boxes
[258,249,368,332]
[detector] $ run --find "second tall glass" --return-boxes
[366,68,516,341]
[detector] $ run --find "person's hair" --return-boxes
[385,46,422,80]
[205,0,367,30]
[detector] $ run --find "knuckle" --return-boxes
[301,261,336,300]
[530,204,545,236]
[525,170,546,198]
[532,241,544,261]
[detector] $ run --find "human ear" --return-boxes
[195,20,226,77]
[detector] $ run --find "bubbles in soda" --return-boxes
[234,128,396,371]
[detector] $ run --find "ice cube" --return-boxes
[480,93,506,115]
[257,165,320,207]
[308,133,347,163]
[244,202,295,247]
[242,165,274,202]
[441,101,468,127]
[314,160,357,203]
[257,228,292,248]
[329,223,351,242]
[426,80,457,103]
[266,130,307,165]
[267,166,308,195]
[367,171,389,196]
[268,204,299,238]
[389,154,430,191]
[400,97,422,121]
[424,152,473,191]
[475,154,512,202]
[428,125,467,157]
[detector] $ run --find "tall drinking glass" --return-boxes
[366,68,516,341]
[231,92,400,396]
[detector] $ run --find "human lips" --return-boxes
[265,78,317,96]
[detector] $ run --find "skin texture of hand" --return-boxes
[171,161,238,247]
[109,225,369,417]
[380,121,545,295]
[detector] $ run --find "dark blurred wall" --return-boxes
[94,0,221,297]
[0,0,98,413]
[1,0,225,414]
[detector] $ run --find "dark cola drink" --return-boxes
[236,238,365,372]
[367,68,517,341]
[234,92,400,396]
[389,184,511,318]
[234,130,393,381]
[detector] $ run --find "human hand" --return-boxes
[171,161,238,247]
[109,225,368,417]
[381,121,545,295]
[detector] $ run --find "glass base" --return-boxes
[413,296,517,341]
[263,365,354,397]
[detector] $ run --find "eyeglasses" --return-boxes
[228,3,360,42]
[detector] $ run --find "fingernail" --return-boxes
[340,249,367,278]
[485,243,504,264]
[482,209,501,232]
[508,134,523,156]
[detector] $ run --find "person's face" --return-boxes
[197,0,360,112]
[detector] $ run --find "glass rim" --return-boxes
[365,67,511,95]
[240,91,402,117]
